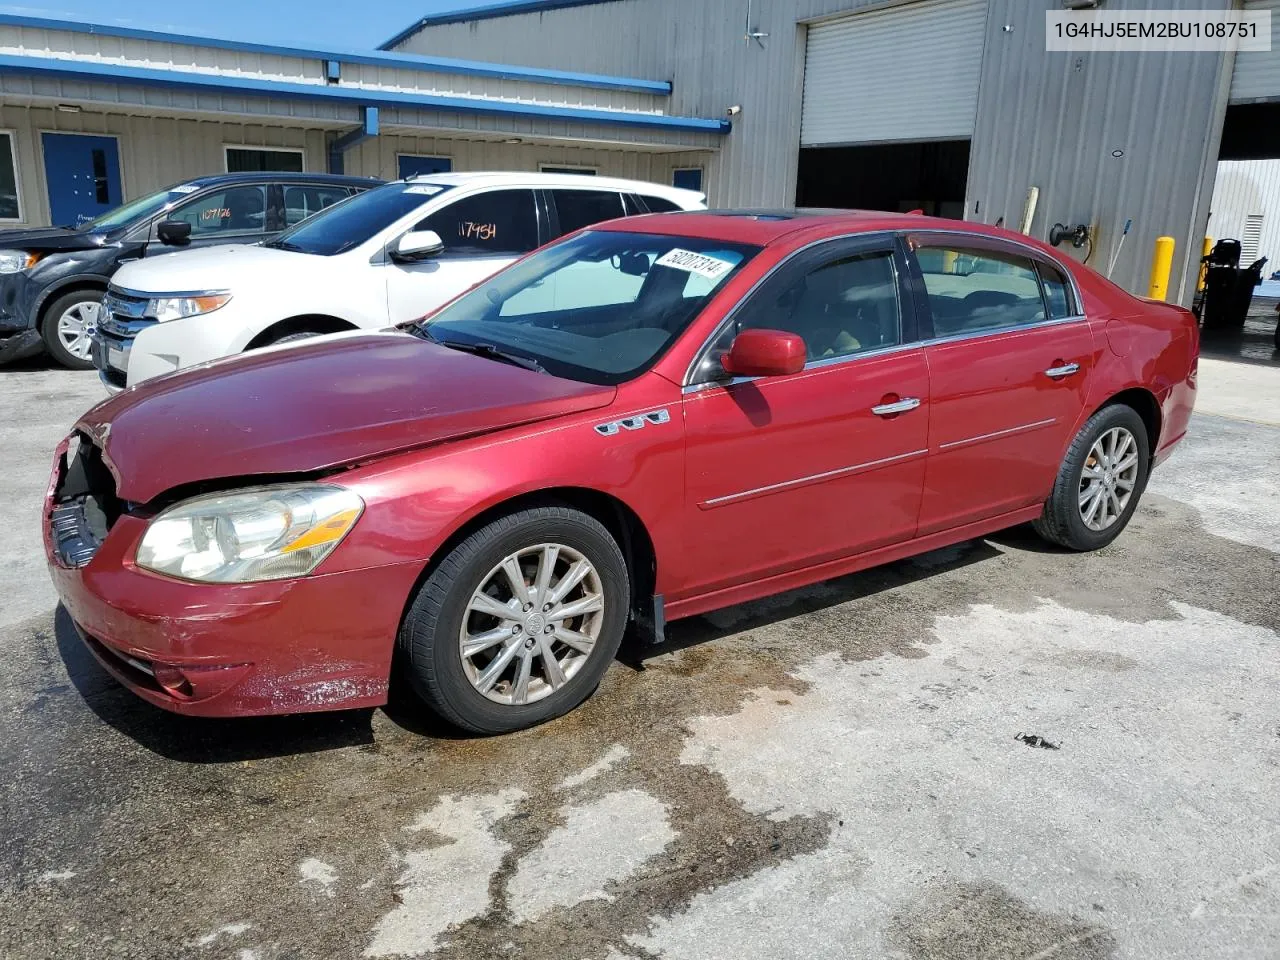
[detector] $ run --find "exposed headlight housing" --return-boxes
[145,292,232,322]
[0,250,40,274]
[136,484,364,583]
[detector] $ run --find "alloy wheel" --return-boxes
[56,300,102,362]
[1078,426,1140,532]
[459,543,605,706]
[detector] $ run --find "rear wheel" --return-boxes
[398,506,629,735]
[1033,404,1150,551]
[40,290,103,369]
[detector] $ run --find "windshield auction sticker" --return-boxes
[655,249,735,280]
[1046,10,1271,52]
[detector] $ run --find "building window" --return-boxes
[225,146,304,173]
[540,165,597,176]
[673,168,703,192]
[398,155,452,179]
[0,131,22,221]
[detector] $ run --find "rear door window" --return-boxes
[283,184,354,226]
[915,246,1046,337]
[417,189,539,257]
[550,189,626,237]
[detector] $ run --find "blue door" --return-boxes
[42,133,122,227]
[398,155,452,179]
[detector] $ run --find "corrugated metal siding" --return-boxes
[392,0,908,208]
[801,0,987,147]
[1208,159,1280,267]
[967,0,1234,302]
[346,133,704,185]
[0,102,329,226]
[1230,0,1280,104]
[0,24,668,117]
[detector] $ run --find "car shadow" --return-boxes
[55,534,1010,755]
[618,533,1007,664]
[53,605,376,764]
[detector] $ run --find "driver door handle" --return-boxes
[872,397,922,417]
[1045,362,1080,379]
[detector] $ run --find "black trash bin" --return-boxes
[1199,238,1266,332]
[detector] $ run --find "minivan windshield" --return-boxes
[78,184,202,232]
[263,181,453,256]
[421,230,760,386]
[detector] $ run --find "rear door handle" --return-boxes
[1045,362,1080,379]
[871,397,922,417]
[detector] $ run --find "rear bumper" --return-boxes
[47,511,423,717]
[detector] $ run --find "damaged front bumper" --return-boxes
[44,443,422,717]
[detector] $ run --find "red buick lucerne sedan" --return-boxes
[45,211,1198,734]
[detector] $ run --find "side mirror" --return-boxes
[157,220,192,246]
[391,230,445,263]
[721,329,806,378]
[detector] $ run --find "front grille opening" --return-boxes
[50,433,121,568]
[102,364,127,389]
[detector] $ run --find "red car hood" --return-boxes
[77,331,616,503]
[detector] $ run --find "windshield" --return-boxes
[422,230,761,386]
[263,181,453,256]
[78,184,202,232]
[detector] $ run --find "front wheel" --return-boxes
[41,291,103,369]
[398,506,629,735]
[1033,404,1150,551]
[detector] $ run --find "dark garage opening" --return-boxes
[796,139,970,218]
[1218,103,1280,161]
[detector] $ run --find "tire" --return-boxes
[398,506,630,735]
[263,330,324,347]
[1033,404,1150,551]
[40,290,103,370]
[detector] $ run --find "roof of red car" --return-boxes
[609,209,1051,251]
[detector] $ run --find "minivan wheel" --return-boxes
[1033,404,1150,551]
[398,506,629,735]
[41,291,103,369]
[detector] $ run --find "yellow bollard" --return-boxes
[1197,236,1212,292]
[1147,236,1175,301]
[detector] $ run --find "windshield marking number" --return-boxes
[460,221,497,241]
[595,409,671,437]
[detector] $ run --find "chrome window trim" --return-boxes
[681,227,1088,390]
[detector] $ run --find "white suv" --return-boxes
[96,172,705,390]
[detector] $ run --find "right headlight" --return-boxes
[0,250,40,274]
[136,484,364,583]
[145,292,232,323]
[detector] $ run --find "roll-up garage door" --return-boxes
[800,0,989,147]
[1229,0,1280,103]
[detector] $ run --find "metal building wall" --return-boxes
[397,0,1235,303]
[968,0,1233,303]
[348,132,706,184]
[1209,159,1280,266]
[393,0,917,208]
[0,102,329,226]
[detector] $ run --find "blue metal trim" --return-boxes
[0,54,729,134]
[0,13,671,96]
[379,1,611,49]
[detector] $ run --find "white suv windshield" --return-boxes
[421,230,760,385]
[265,181,453,256]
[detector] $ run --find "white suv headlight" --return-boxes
[0,250,39,274]
[146,292,232,322]
[136,484,364,583]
